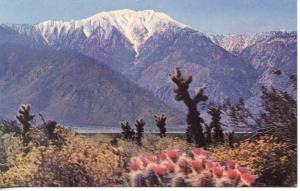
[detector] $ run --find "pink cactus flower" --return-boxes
[241,172,256,186]
[213,166,223,178]
[153,165,167,176]
[190,160,202,171]
[144,155,156,162]
[130,160,141,171]
[238,167,251,174]
[226,160,236,169]
[158,152,167,160]
[227,169,239,180]
[166,150,179,160]
[164,162,175,173]
[192,148,208,158]
[140,157,150,167]
[205,160,215,169]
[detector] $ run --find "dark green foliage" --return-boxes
[207,103,224,144]
[135,118,145,146]
[259,86,297,145]
[170,67,207,148]
[153,114,167,137]
[223,72,297,147]
[120,121,135,140]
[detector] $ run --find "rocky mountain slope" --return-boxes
[213,31,297,95]
[0,42,184,126]
[12,9,259,108]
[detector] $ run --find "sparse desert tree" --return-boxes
[259,86,297,145]
[222,70,297,146]
[135,118,145,146]
[170,67,207,148]
[153,114,167,137]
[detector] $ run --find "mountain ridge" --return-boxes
[0,9,296,124]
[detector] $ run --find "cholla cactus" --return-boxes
[129,148,257,187]
[16,104,35,134]
[225,131,235,148]
[170,67,207,148]
[120,121,135,140]
[45,121,57,140]
[135,118,145,146]
[207,104,224,144]
[153,114,167,137]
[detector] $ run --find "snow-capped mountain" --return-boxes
[1,9,297,115]
[210,34,255,55]
[240,31,297,95]
[212,31,297,92]
[212,30,296,55]
[35,9,188,56]
[9,9,256,108]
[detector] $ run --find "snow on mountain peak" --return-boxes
[36,9,188,54]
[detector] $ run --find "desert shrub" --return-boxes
[0,125,72,187]
[38,135,124,186]
[210,135,297,186]
[0,133,24,173]
[223,81,297,147]
[151,136,193,153]
[0,129,125,187]
[129,148,257,187]
[0,146,46,187]
[0,120,21,135]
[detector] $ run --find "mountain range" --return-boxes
[0,9,297,127]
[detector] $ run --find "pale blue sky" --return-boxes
[0,0,297,34]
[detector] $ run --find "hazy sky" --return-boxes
[0,0,297,34]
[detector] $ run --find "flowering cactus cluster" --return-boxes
[129,148,256,187]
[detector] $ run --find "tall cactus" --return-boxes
[135,118,145,146]
[16,104,35,134]
[207,103,224,144]
[45,121,58,140]
[153,114,167,137]
[226,130,235,148]
[120,121,135,140]
[170,67,207,148]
